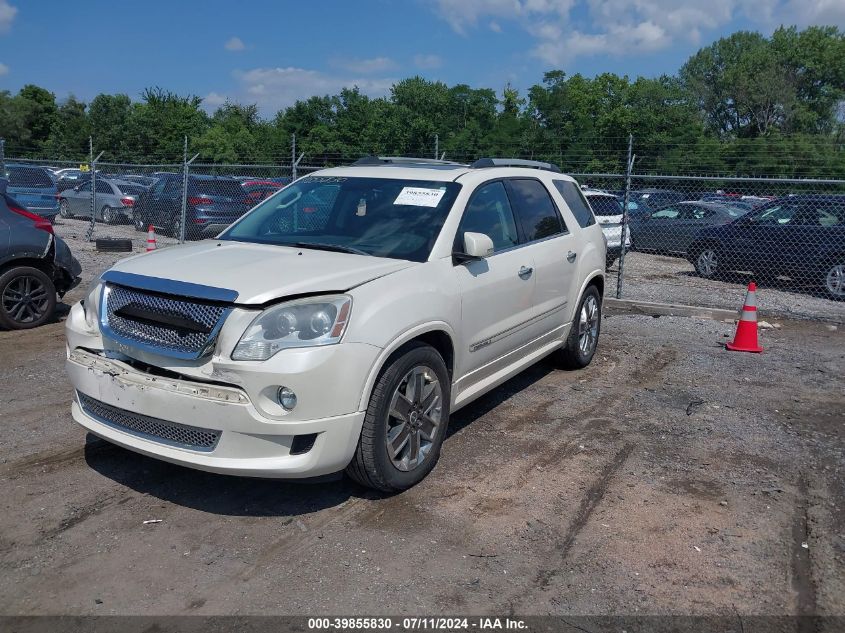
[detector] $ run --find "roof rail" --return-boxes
[352,156,467,167]
[469,158,562,173]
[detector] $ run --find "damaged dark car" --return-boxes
[0,178,82,330]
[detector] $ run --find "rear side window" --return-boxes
[555,181,596,228]
[6,167,54,188]
[506,179,565,241]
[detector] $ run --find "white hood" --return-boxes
[109,240,416,305]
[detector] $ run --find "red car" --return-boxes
[241,180,285,204]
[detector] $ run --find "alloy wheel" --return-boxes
[385,365,443,472]
[697,249,718,277]
[2,275,50,325]
[825,264,845,298]
[578,294,600,355]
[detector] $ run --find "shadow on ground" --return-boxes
[84,357,556,516]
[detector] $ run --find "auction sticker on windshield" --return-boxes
[393,187,446,208]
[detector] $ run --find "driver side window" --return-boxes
[456,181,519,253]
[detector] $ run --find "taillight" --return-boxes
[120,197,134,206]
[8,203,54,234]
[188,196,212,206]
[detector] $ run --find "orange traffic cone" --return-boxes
[146,225,157,252]
[726,282,763,353]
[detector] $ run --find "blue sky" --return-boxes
[0,0,843,116]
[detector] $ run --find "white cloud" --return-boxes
[222,66,395,113]
[224,36,246,52]
[0,0,17,34]
[203,91,228,108]
[330,56,397,73]
[0,62,8,76]
[413,54,443,69]
[430,0,845,65]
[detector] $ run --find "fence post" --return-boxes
[180,141,200,244]
[0,138,5,173]
[616,134,634,299]
[291,133,296,181]
[86,145,104,242]
[435,134,439,160]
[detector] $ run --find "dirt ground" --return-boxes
[0,280,842,618]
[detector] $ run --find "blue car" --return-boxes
[687,195,845,299]
[4,164,60,221]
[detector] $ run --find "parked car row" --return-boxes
[4,165,291,235]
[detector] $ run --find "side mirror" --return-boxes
[454,232,494,263]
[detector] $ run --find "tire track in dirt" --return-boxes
[791,474,818,633]
[530,442,635,592]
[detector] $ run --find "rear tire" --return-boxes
[556,285,602,370]
[822,262,845,301]
[102,206,116,224]
[0,266,57,330]
[59,199,72,219]
[346,342,450,492]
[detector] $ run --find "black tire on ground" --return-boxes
[95,238,133,253]
[346,342,451,492]
[0,266,57,330]
[555,284,602,370]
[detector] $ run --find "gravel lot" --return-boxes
[607,253,845,324]
[0,228,843,618]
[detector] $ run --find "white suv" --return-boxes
[65,157,606,491]
[582,188,631,269]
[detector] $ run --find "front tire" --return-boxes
[346,343,450,492]
[0,266,57,330]
[693,246,719,278]
[556,285,601,369]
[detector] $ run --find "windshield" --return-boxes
[221,176,462,262]
[6,167,54,188]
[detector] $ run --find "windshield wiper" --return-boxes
[290,242,369,256]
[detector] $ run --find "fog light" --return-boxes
[277,386,297,410]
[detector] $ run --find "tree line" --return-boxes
[1,26,843,177]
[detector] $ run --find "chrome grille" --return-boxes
[103,284,229,357]
[78,392,221,451]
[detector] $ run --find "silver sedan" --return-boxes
[58,178,147,224]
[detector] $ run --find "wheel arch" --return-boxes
[357,322,456,412]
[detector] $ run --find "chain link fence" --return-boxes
[3,141,844,321]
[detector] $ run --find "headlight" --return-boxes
[82,278,102,328]
[232,295,352,361]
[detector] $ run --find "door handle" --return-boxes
[518,266,533,278]
[567,251,577,263]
